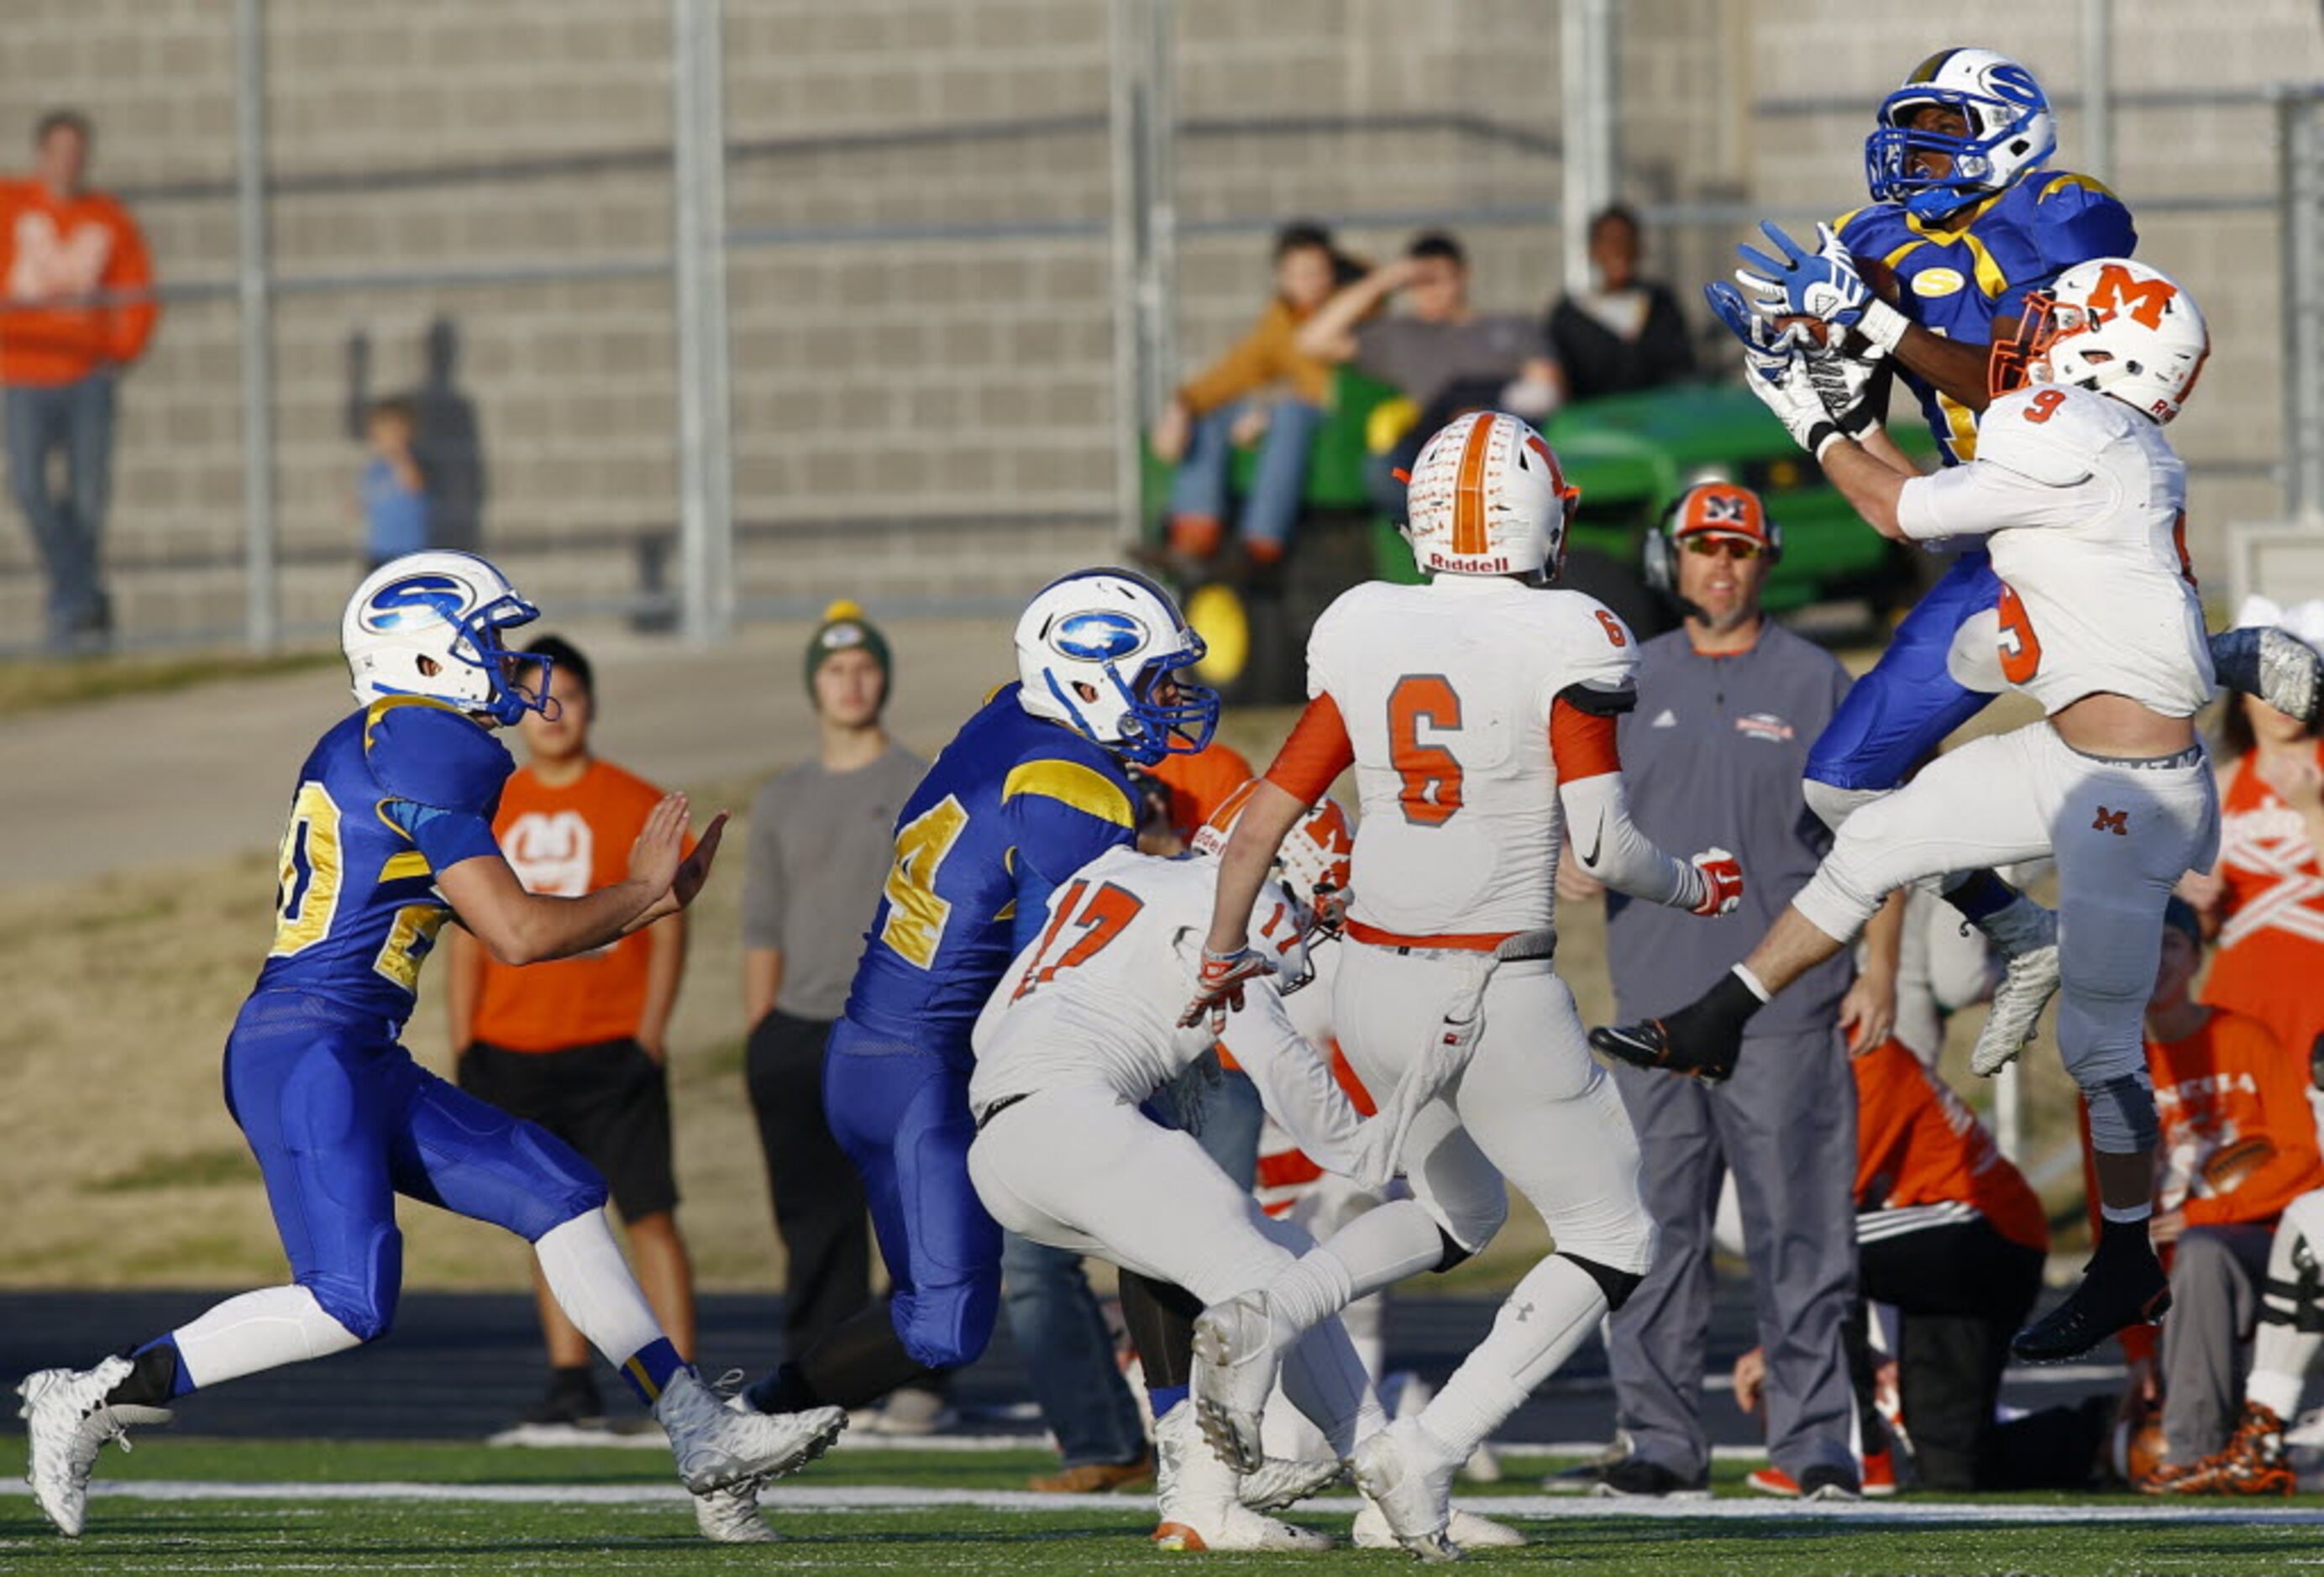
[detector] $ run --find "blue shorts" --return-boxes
[223,991,606,1341]
[821,1014,999,1371]
[1805,550,2001,794]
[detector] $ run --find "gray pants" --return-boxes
[1608,1024,1860,1482]
[5,373,117,647]
[2161,1223,2274,1465]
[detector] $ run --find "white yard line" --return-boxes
[10,1479,2324,1525]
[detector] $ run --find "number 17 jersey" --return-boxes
[1277,576,1639,940]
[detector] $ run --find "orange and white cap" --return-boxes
[1669,480,1776,551]
[1402,411,1579,581]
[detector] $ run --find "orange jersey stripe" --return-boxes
[1346,919,1517,953]
[1548,698,1621,783]
[1265,694,1355,804]
[1450,413,1495,558]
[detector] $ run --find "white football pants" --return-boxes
[1794,720,2220,1098]
[967,1082,1383,1454]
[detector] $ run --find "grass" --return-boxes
[0,1438,2316,1574]
[0,649,334,719]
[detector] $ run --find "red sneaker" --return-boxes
[1861,1448,1900,1498]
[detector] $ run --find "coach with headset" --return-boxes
[1560,480,1897,1500]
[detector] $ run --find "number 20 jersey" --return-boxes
[1301,576,1638,940]
[842,682,1136,1055]
[253,697,513,1022]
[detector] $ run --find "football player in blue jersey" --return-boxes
[729,570,1220,1431]
[14,552,842,1541]
[1702,46,2319,1069]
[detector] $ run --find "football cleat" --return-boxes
[2141,1401,2295,1496]
[1355,1502,1524,1550]
[1191,1291,1282,1475]
[653,1369,844,1495]
[2012,1244,2171,1365]
[1589,1018,1738,1083]
[1152,1400,1329,1550]
[2259,627,2324,726]
[692,1483,779,1543]
[18,1356,172,1538]
[1351,1418,1461,1563]
[1237,1454,1346,1512]
[1970,907,2059,1077]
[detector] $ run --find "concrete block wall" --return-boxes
[0,0,2311,647]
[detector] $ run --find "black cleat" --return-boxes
[2012,1246,2171,1364]
[1589,1018,1738,1082]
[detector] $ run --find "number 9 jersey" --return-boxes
[254,697,513,1020]
[1267,577,1642,941]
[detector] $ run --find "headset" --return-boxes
[1641,480,1783,603]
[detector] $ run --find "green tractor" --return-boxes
[1141,370,1936,705]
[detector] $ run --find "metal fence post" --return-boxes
[2282,89,2324,523]
[2080,0,2113,186]
[699,0,734,642]
[1560,0,1616,294]
[671,0,727,645]
[235,0,277,652]
[1108,0,1149,548]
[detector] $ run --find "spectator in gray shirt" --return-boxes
[1296,230,1561,521]
[742,603,931,1412]
[1558,482,1901,1501]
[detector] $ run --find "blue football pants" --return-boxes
[1805,551,2001,794]
[223,993,607,1343]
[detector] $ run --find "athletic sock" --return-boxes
[1149,1384,1190,1419]
[615,1339,689,1406]
[745,1362,821,1416]
[2099,1202,2154,1229]
[1277,1319,1388,1457]
[1266,1202,1442,1344]
[1419,1255,1607,1463]
[107,1338,189,1407]
[147,1285,364,1392]
[1939,868,2021,926]
[533,1211,671,1393]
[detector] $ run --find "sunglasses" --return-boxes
[1682,535,1765,562]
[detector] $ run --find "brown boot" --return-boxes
[2141,1401,2295,1496]
[1030,1451,1157,1494]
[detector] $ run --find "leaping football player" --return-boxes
[1706,46,2318,1070]
[1183,411,1747,1558]
[1597,258,2220,1365]
[15,552,842,1541]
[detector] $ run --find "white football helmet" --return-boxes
[342,550,550,726]
[1191,779,1355,935]
[1014,568,1220,764]
[1994,257,2210,425]
[1865,47,2055,220]
[1402,411,1578,582]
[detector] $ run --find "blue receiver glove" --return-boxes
[1703,280,1796,385]
[1735,221,1908,357]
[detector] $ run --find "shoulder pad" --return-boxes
[363,698,514,815]
[1000,750,1135,831]
[1975,390,2101,486]
[1544,591,1641,681]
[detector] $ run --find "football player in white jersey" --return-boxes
[1180,409,1746,1559]
[1595,256,2219,1368]
[967,794,1516,1552]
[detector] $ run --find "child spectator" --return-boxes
[361,396,430,570]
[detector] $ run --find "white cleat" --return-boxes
[1152,1504,1335,1552]
[1191,1291,1281,1475]
[692,1483,778,1543]
[1351,1418,1462,1563]
[1970,920,2060,1077]
[1355,1502,1525,1550]
[2260,626,2324,726]
[18,1356,172,1538]
[1152,1400,1330,1550]
[653,1369,845,1495]
[1238,1454,1346,1512]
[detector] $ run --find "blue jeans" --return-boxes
[1000,1053,1264,1465]
[1168,399,1325,553]
[5,374,116,645]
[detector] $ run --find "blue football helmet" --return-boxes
[1865,47,2056,221]
[343,550,552,727]
[1013,568,1220,764]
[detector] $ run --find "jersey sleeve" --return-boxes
[1998,176,2139,321]
[363,699,514,816]
[1534,594,1641,722]
[1002,754,1136,951]
[380,795,501,872]
[1896,392,2096,539]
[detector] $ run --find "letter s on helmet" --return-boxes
[1013,568,1220,765]
[1401,411,1579,583]
[342,550,550,726]
[1865,46,2056,220]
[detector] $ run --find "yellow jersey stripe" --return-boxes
[1956,230,2009,298]
[2041,172,2117,202]
[381,850,433,883]
[1000,760,1134,828]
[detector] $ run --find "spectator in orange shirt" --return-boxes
[446,636,698,1429]
[1143,735,1254,847]
[0,110,158,652]
[2139,898,2324,1473]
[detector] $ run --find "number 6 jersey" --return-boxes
[1265,576,1650,940]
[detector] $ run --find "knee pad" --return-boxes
[894,1276,1000,1372]
[1561,1251,1645,1313]
[2083,1071,2159,1155]
[305,1225,402,1344]
[1802,778,1888,836]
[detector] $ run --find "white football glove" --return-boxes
[1802,353,1891,442]
[1744,354,1845,460]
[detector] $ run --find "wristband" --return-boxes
[1811,424,1848,463]
[1856,297,1909,358]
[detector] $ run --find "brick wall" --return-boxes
[0,0,2311,648]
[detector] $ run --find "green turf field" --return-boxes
[3,1438,2319,1574]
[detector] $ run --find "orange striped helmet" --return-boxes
[1402,411,1580,582]
[1194,779,1354,934]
